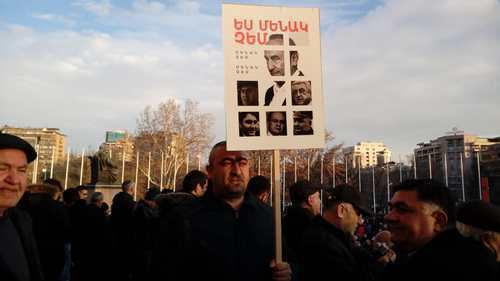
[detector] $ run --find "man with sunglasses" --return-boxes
[382,179,497,281]
[299,184,376,281]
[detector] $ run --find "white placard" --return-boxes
[223,3,325,150]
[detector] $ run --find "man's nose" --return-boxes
[384,210,396,223]
[4,169,21,185]
[231,163,242,175]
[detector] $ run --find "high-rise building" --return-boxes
[343,142,391,169]
[0,126,66,173]
[99,130,134,162]
[414,129,500,201]
[480,140,500,204]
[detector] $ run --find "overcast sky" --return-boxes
[1,0,499,161]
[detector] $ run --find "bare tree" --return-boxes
[247,130,343,186]
[134,98,214,194]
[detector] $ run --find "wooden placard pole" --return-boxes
[273,149,282,262]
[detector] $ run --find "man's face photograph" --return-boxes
[293,111,313,135]
[267,112,286,136]
[264,50,285,76]
[239,112,260,137]
[237,81,258,106]
[292,81,312,105]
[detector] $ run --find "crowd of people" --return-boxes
[1,133,500,281]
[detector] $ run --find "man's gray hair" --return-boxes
[91,192,104,204]
[122,180,134,192]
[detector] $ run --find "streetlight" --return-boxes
[385,161,396,206]
[197,154,201,170]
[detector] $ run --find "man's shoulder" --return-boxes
[112,192,135,206]
[284,206,314,228]
[409,228,497,273]
[303,217,342,243]
[6,207,32,223]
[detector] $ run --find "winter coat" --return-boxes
[163,193,277,281]
[300,215,372,281]
[382,228,498,281]
[18,193,70,281]
[0,208,44,281]
[283,205,315,255]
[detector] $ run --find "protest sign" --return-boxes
[223,4,325,150]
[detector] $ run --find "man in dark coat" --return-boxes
[18,184,70,281]
[382,179,497,281]
[68,186,90,280]
[110,180,136,281]
[150,170,207,281]
[111,180,136,230]
[0,133,44,281]
[283,180,321,255]
[78,191,111,281]
[164,141,292,281]
[300,184,381,281]
[132,187,159,281]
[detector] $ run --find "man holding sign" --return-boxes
[221,3,323,280]
[164,141,292,281]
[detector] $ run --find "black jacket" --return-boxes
[165,193,276,281]
[18,193,70,281]
[382,228,498,281]
[133,199,159,251]
[151,192,199,281]
[0,208,44,281]
[283,205,314,255]
[300,216,370,281]
[110,192,135,232]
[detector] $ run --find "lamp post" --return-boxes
[357,155,361,192]
[372,166,376,213]
[385,161,396,206]
[197,154,201,171]
[345,157,348,184]
[332,154,336,188]
[320,155,324,185]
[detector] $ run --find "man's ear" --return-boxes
[258,192,269,203]
[432,209,448,232]
[336,203,345,218]
[206,165,213,178]
[307,194,315,206]
[194,184,202,195]
[480,233,500,259]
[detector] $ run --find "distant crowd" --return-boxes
[1,133,500,281]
